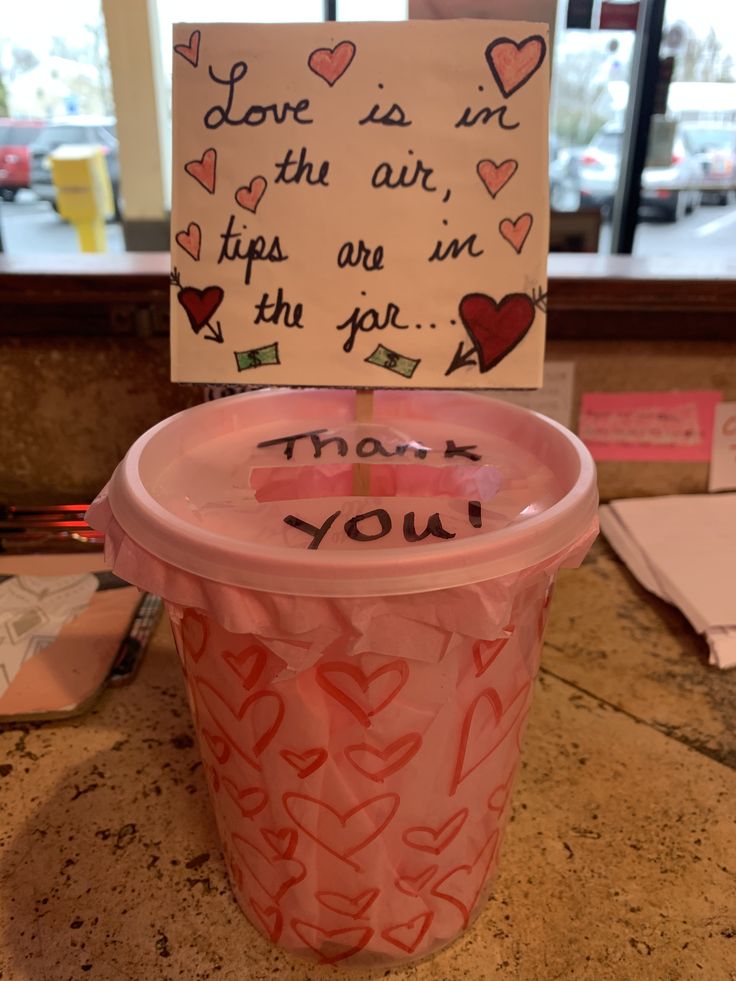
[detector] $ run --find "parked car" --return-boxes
[29,117,120,217]
[680,121,736,205]
[578,122,702,221]
[549,135,582,211]
[0,119,45,200]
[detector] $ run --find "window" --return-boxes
[1,0,735,259]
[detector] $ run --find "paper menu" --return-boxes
[599,495,736,669]
[170,21,550,389]
[0,553,141,719]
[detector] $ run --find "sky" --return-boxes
[2,0,735,74]
[2,1,103,67]
[665,0,736,51]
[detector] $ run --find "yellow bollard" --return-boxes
[49,146,115,253]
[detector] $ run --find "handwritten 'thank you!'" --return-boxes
[170,21,550,389]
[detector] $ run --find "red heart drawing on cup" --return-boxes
[260,826,297,860]
[280,747,328,779]
[201,727,229,765]
[196,677,284,771]
[250,899,282,942]
[283,792,399,871]
[180,608,208,661]
[345,733,422,782]
[315,887,380,919]
[402,807,468,855]
[381,911,433,955]
[394,864,438,897]
[472,625,515,677]
[232,834,305,902]
[431,830,499,929]
[290,920,373,964]
[316,659,409,727]
[450,682,531,795]
[221,778,268,819]
[223,643,267,689]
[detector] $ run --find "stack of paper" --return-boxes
[599,494,736,669]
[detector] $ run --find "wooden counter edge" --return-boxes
[1,253,736,339]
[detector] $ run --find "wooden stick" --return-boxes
[352,389,374,496]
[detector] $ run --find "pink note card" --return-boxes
[579,391,722,462]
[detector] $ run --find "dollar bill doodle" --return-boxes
[365,344,421,379]
[234,342,281,372]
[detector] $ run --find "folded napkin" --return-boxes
[600,495,736,669]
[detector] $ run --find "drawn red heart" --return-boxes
[515,705,532,753]
[315,887,380,919]
[176,285,224,333]
[280,747,328,779]
[260,827,297,860]
[225,854,244,892]
[458,292,536,373]
[291,920,373,965]
[315,659,409,728]
[235,177,267,214]
[201,727,229,765]
[450,682,531,796]
[345,733,421,783]
[175,222,201,260]
[174,29,201,68]
[181,608,208,661]
[381,911,433,955]
[232,834,306,902]
[485,35,547,98]
[223,643,267,689]
[184,147,216,194]
[472,625,515,677]
[488,770,516,814]
[395,864,438,897]
[206,764,221,793]
[477,159,518,198]
[307,41,356,86]
[500,213,533,254]
[537,586,554,640]
[402,808,468,855]
[250,899,282,943]
[431,830,499,929]
[221,778,268,819]
[196,677,284,772]
[282,792,399,871]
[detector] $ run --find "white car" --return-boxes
[579,123,702,221]
[680,122,736,205]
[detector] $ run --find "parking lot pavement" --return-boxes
[602,199,736,256]
[2,191,735,259]
[0,193,125,254]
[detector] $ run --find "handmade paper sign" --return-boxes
[170,21,550,388]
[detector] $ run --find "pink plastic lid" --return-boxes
[101,389,597,597]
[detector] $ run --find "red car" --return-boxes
[0,119,45,200]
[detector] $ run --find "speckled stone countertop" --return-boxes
[1,539,734,981]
